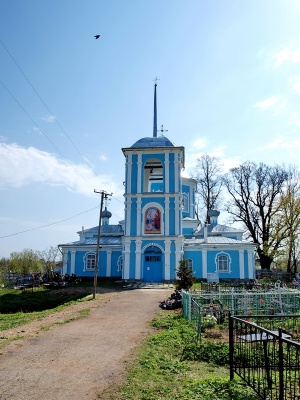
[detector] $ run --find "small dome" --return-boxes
[208,209,220,217]
[131,136,175,148]
[101,207,112,219]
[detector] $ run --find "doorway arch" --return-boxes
[143,245,163,282]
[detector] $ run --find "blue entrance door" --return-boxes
[143,248,163,282]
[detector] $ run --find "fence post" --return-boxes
[278,328,284,400]
[188,290,191,321]
[229,313,234,380]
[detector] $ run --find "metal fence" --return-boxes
[182,285,300,320]
[182,286,300,346]
[229,315,300,400]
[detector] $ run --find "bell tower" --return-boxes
[121,83,185,282]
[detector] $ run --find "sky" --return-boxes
[1,0,300,258]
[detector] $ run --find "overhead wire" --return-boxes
[0,39,125,239]
[0,38,124,207]
[0,206,99,238]
[0,79,95,191]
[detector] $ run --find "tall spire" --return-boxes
[153,79,158,137]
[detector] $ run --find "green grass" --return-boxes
[0,286,92,331]
[110,312,259,400]
[0,286,90,314]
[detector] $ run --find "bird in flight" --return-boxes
[94,35,100,39]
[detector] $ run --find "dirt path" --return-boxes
[0,288,171,400]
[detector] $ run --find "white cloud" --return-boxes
[41,115,56,123]
[292,81,300,93]
[273,47,300,66]
[264,136,300,150]
[33,126,42,135]
[99,154,108,161]
[184,142,240,177]
[0,142,123,196]
[191,138,208,149]
[254,96,281,109]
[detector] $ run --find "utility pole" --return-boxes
[93,190,112,299]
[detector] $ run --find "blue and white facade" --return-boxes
[58,86,256,282]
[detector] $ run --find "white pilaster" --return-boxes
[127,154,132,193]
[165,151,170,193]
[174,153,180,193]
[125,199,131,236]
[137,198,142,236]
[106,250,112,277]
[123,241,131,280]
[248,250,255,279]
[239,249,245,279]
[137,153,142,193]
[175,197,182,235]
[164,240,171,280]
[202,249,207,278]
[70,250,76,275]
[135,240,142,279]
[189,185,194,217]
[165,196,170,236]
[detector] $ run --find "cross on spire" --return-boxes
[158,124,168,136]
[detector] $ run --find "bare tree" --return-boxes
[193,154,223,224]
[38,246,61,281]
[270,166,300,274]
[223,161,289,270]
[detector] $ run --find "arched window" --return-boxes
[144,207,161,234]
[187,258,193,269]
[117,256,123,272]
[144,158,164,192]
[217,254,229,272]
[84,253,96,271]
[182,193,188,212]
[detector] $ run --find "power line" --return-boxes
[0,39,124,206]
[1,41,102,186]
[0,79,97,191]
[0,206,99,239]
[0,39,124,238]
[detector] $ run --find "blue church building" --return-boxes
[58,85,256,282]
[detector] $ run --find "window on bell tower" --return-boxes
[144,158,164,192]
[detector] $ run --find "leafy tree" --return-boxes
[0,257,11,284]
[193,154,223,224]
[176,259,196,290]
[223,161,289,270]
[37,246,62,280]
[10,249,43,276]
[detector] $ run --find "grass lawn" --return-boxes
[0,285,91,331]
[109,312,259,400]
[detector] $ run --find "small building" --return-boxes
[58,85,256,282]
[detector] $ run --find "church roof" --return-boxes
[130,136,175,148]
[60,237,122,247]
[184,236,254,246]
[59,224,123,247]
[197,224,244,235]
[77,225,123,235]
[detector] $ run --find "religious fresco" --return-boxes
[144,207,161,234]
